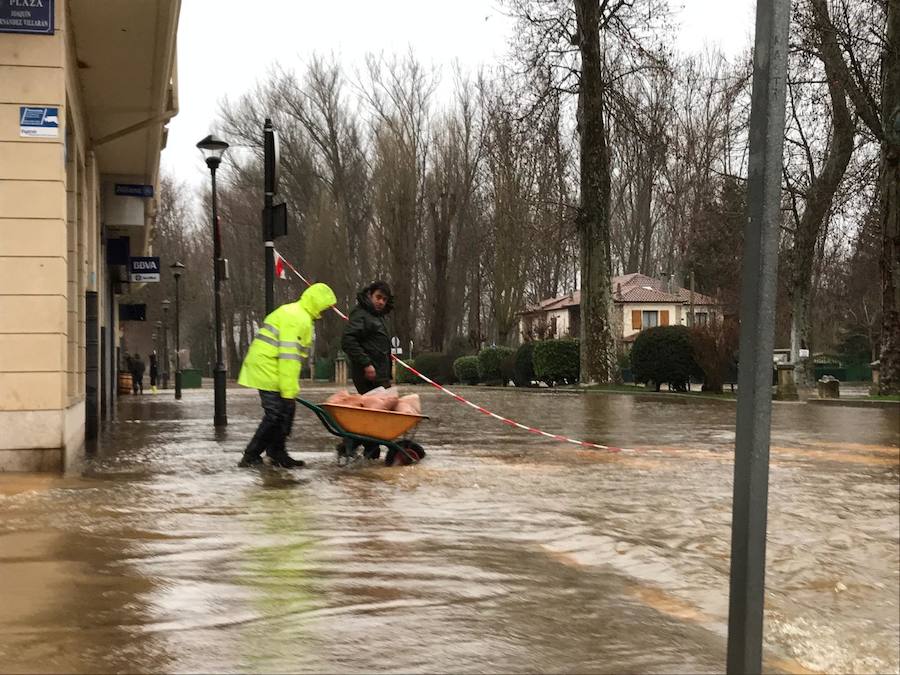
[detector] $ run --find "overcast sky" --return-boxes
[161,0,756,189]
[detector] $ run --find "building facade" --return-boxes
[518,274,720,344]
[0,0,180,471]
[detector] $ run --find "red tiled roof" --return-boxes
[618,286,680,303]
[521,274,720,314]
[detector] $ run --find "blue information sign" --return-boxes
[0,0,55,35]
[115,183,155,198]
[129,257,160,283]
[19,106,58,137]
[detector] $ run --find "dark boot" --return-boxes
[238,453,264,467]
[269,453,305,469]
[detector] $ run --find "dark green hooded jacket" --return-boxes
[341,288,393,386]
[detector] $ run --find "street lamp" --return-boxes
[197,133,229,426]
[154,321,162,393]
[161,299,170,390]
[171,262,185,400]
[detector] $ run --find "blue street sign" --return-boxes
[19,106,59,138]
[129,257,160,283]
[115,183,154,198]
[0,0,55,35]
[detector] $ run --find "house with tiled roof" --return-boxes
[518,274,720,343]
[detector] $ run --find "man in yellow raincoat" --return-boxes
[237,282,337,468]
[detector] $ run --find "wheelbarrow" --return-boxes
[296,397,428,466]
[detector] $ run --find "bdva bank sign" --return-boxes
[129,257,160,283]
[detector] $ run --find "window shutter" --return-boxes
[632,310,642,330]
[660,310,670,326]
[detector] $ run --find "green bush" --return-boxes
[512,342,536,387]
[411,351,456,384]
[453,355,480,384]
[396,358,420,384]
[533,339,580,385]
[477,346,515,385]
[446,335,475,361]
[631,325,701,392]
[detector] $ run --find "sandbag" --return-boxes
[325,390,351,404]
[396,394,421,414]
[360,393,399,410]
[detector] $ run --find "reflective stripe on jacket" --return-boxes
[237,283,336,399]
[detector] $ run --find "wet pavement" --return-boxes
[0,384,897,674]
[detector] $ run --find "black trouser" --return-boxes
[150,370,158,387]
[132,374,143,394]
[244,390,295,459]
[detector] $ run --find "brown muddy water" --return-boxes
[0,384,897,673]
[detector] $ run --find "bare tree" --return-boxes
[808,0,897,392]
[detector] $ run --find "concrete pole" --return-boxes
[726,0,791,672]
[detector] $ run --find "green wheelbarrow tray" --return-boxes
[296,397,428,465]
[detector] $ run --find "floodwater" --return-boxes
[0,384,897,674]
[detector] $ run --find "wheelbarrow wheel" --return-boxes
[385,440,426,466]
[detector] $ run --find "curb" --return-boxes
[807,398,900,410]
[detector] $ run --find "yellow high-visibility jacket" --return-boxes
[238,283,336,399]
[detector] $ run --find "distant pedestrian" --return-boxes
[237,283,337,468]
[130,352,145,395]
[149,352,159,394]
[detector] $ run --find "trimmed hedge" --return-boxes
[631,325,701,392]
[533,339,580,385]
[513,342,536,387]
[410,351,456,384]
[453,355,480,384]
[477,346,515,385]
[396,358,420,384]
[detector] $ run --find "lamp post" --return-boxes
[197,133,230,427]
[153,321,161,393]
[161,299,170,390]
[171,262,185,400]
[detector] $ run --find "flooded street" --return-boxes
[0,385,897,674]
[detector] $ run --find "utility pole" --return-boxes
[726,0,791,673]
[263,118,279,315]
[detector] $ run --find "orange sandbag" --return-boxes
[343,393,365,407]
[360,393,399,410]
[325,390,351,404]
[397,394,421,414]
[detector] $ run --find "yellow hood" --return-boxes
[299,283,337,319]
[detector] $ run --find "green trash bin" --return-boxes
[181,368,202,388]
[315,357,335,381]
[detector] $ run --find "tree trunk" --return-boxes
[429,194,452,351]
[879,1,900,393]
[575,0,617,383]
[789,39,855,386]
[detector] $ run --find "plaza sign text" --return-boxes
[0,0,54,35]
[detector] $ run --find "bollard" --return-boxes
[774,363,798,400]
[817,375,840,399]
[334,352,347,386]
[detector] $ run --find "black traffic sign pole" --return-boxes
[726,0,791,673]
[263,118,278,315]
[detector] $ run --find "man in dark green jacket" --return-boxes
[342,280,394,394]
[341,281,394,460]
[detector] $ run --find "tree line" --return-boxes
[129,0,897,393]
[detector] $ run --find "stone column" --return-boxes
[334,352,347,386]
[775,363,798,400]
[0,1,69,471]
[870,360,881,396]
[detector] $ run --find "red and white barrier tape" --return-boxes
[275,249,627,453]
